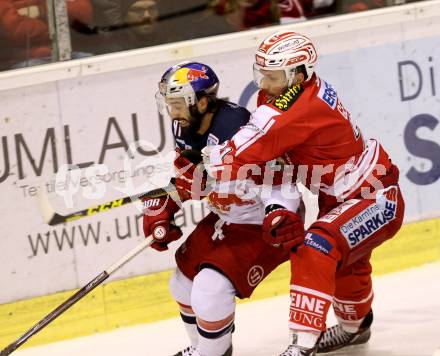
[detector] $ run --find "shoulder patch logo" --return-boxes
[317,80,337,109]
[273,84,304,111]
[304,233,333,255]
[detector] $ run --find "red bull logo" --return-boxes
[207,191,254,213]
[173,67,209,84]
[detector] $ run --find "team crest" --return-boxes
[247,265,264,287]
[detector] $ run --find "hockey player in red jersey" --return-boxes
[142,61,303,356]
[204,31,405,355]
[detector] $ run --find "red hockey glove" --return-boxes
[262,204,305,252]
[142,195,182,252]
[174,149,207,201]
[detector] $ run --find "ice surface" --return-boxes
[14,262,440,356]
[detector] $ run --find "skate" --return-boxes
[279,344,317,356]
[173,346,198,356]
[279,333,318,356]
[173,344,233,356]
[317,309,373,353]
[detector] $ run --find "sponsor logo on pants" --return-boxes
[304,233,333,255]
[247,265,264,287]
[289,289,329,330]
[339,189,398,248]
[333,302,358,320]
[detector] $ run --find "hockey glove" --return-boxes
[262,204,305,252]
[142,195,182,251]
[174,149,207,201]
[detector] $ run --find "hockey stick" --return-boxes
[0,236,154,356]
[39,149,203,226]
[39,179,176,226]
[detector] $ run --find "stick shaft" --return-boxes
[107,237,153,274]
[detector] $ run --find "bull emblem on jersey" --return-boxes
[207,191,254,213]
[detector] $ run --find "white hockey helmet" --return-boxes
[254,30,318,87]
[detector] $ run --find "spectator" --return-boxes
[75,0,158,54]
[278,0,337,23]
[213,0,280,29]
[0,0,92,70]
[342,0,411,13]
[344,0,388,12]
[147,0,236,49]
[77,0,237,55]
[212,0,337,30]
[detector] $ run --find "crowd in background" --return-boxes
[0,0,420,71]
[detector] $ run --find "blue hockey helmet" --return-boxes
[156,61,220,108]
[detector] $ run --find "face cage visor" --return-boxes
[253,63,296,89]
[155,82,196,117]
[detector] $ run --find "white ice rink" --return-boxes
[13,262,440,356]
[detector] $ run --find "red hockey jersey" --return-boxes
[206,74,395,209]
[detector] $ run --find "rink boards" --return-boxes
[1,0,440,350]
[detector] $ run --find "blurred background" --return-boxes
[1,0,439,354]
[0,0,422,71]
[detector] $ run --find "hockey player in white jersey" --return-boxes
[142,62,304,356]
